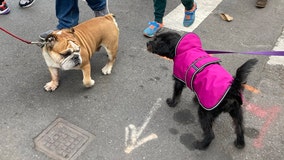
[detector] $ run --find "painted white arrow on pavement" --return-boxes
[124,98,162,154]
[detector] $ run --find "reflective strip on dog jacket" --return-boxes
[173,33,233,110]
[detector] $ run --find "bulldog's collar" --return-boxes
[31,41,47,48]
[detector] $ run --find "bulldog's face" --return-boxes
[43,29,82,70]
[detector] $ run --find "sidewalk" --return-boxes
[0,0,283,160]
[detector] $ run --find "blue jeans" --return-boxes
[56,0,106,29]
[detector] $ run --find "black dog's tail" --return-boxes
[232,58,258,91]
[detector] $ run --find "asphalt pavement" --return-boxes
[0,0,283,160]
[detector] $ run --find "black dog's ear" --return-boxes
[45,34,57,49]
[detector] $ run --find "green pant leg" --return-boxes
[153,0,167,23]
[181,0,194,10]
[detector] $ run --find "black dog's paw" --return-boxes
[234,140,245,149]
[166,98,178,107]
[193,141,209,150]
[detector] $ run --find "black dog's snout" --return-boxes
[146,42,150,47]
[147,41,153,52]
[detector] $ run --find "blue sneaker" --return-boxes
[183,3,197,27]
[143,21,163,38]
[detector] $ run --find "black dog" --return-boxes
[147,31,258,150]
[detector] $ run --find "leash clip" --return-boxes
[31,41,46,48]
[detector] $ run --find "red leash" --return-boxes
[0,26,45,47]
[0,26,32,44]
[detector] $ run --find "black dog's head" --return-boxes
[146,31,181,59]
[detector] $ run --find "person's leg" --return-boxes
[86,0,108,16]
[181,0,196,27]
[181,0,194,10]
[143,0,166,38]
[153,0,167,24]
[39,0,79,39]
[56,0,79,29]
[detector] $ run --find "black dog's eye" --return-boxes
[61,50,72,58]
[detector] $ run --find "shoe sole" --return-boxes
[0,8,10,15]
[39,35,46,41]
[19,1,36,8]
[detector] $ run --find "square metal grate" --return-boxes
[34,118,95,160]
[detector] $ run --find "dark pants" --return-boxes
[153,0,194,23]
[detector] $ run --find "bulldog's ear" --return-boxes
[68,41,80,51]
[45,34,57,49]
[68,28,75,33]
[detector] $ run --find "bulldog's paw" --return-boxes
[44,81,59,91]
[102,65,112,75]
[83,79,95,88]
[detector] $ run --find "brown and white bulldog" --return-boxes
[42,14,119,91]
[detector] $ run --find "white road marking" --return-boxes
[267,27,284,65]
[163,0,223,32]
[124,98,162,154]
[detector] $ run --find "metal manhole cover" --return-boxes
[34,118,95,160]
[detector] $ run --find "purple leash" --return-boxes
[205,50,284,56]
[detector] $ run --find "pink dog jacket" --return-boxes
[173,33,233,110]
